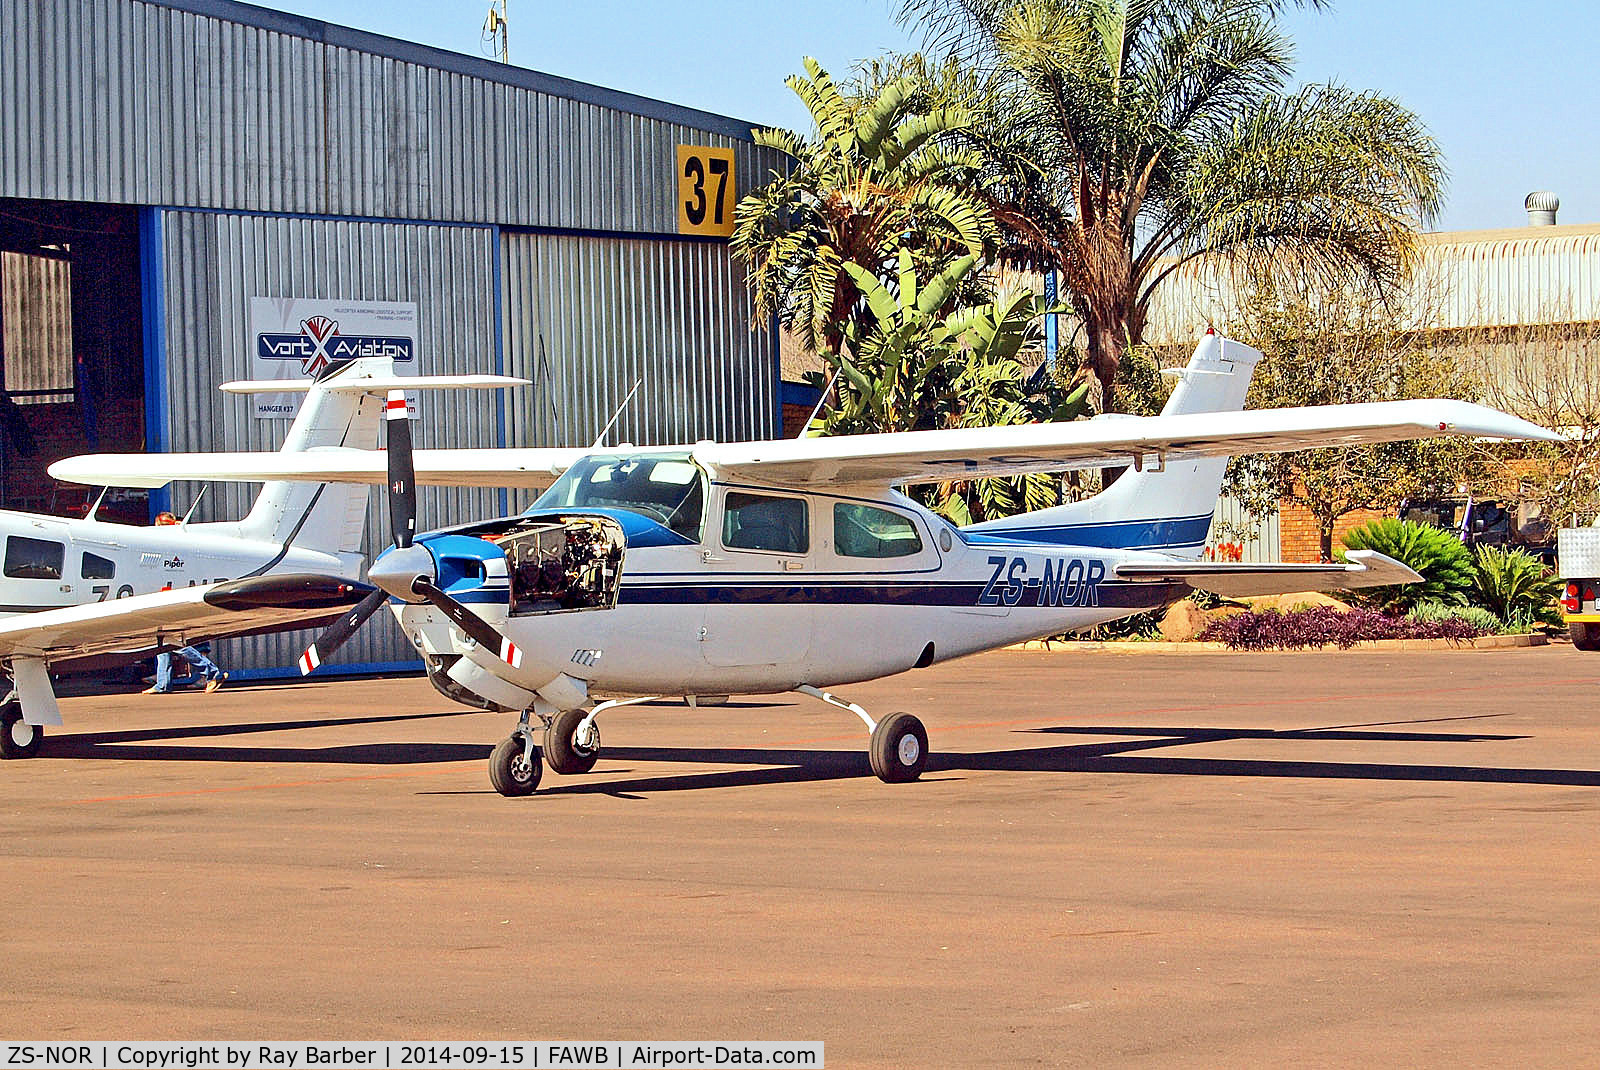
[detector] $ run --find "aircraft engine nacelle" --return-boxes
[399,513,627,710]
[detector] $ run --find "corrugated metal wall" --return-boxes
[1143,227,1600,344]
[159,209,501,669]
[1411,230,1600,330]
[500,232,774,506]
[1205,494,1281,563]
[1,251,74,401]
[0,0,778,229]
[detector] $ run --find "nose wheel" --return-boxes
[488,732,542,796]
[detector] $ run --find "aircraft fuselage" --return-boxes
[386,467,1189,705]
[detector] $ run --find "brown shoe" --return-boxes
[203,674,227,693]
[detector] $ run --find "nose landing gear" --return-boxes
[488,728,541,796]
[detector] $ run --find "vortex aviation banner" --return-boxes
[248,297,418,418]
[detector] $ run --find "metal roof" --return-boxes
[142,0,763,141]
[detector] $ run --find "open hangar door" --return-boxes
[0,197,145,521]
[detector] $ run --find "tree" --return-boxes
[896,0,1445,412]
[1467,318,1600,528]
[809,249,1089,522]
[1223,282,1485,560]
[731,58,997,354]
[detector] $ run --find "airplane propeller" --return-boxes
[300,390,522,675]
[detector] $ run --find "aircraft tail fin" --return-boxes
[228,359,390,558]
[964,331,1264,558]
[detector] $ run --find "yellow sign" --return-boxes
[676,145,737,238]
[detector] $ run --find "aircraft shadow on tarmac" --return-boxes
[37,709,1600,794]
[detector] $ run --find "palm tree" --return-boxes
[897,0,1446,411]
[732,57,998,354]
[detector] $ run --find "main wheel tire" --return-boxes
[489,734,542,796]
[543,708,600,775]
[1571,622,1600,651]
[0,702,43,760]
[870,712,928,783]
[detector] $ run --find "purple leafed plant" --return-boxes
[1198,606,1490,651]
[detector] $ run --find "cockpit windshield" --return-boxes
[530,453,706,540]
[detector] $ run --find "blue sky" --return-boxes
[270,0,1594,232]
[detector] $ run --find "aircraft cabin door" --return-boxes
[700,489,814,668]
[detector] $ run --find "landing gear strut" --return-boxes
[489,716,542,796]
[0,695,43,760]
[796,685,928,784]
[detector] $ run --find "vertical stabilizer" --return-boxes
[221,360,386,557]
[964,332,1263,558]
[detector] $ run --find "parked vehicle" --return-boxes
[1557,526,1600,650]
[1400,497,1556,562]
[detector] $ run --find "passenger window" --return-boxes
[81,552,116,580]
[833,503,924,558]
[723,493,809,554]
[4,536,65,580]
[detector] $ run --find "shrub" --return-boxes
[1341,518,1475,613]
[1407,600,1508,633]
[1471,545,1563,627]
[1200,605,1491,650]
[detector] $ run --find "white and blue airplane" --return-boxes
[0,358,524,757]
[51,333,1559,794]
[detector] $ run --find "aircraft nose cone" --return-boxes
[368,543,437,602]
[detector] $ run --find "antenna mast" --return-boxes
[482,0,508,64]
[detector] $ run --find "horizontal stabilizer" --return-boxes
[1114,549,1421,598]
[221,374,528,394]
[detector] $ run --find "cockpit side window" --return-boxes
[723,492,809,554]
[4,536,65,580]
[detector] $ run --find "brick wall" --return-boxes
[1278,501,1387,562]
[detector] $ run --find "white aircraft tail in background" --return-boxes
[0,359,527,756]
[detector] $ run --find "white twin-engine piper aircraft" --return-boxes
[0,358,525,757]
[50,333,1558,795]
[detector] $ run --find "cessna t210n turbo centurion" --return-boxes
[0,358,526,757]
[52,333,1559,794]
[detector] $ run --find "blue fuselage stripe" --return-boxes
[966,513,1213,550]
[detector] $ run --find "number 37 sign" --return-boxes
[676,145,737,238]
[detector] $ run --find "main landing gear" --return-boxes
[797,685,928,783]
[488,697,654,796]
[0,694,44,760]
[484,690,931,796]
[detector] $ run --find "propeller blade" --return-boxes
[385,389,417,549]
[413,577,523,670]
[298,587,388,675]
[300,390,420,676]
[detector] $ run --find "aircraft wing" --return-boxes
[692,400,1558,487]
[50,447,593,491]
[1113,550,1421,598]
[0,574,376,669]
[51,399,1557,493]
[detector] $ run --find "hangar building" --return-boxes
[0,0,785,673]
